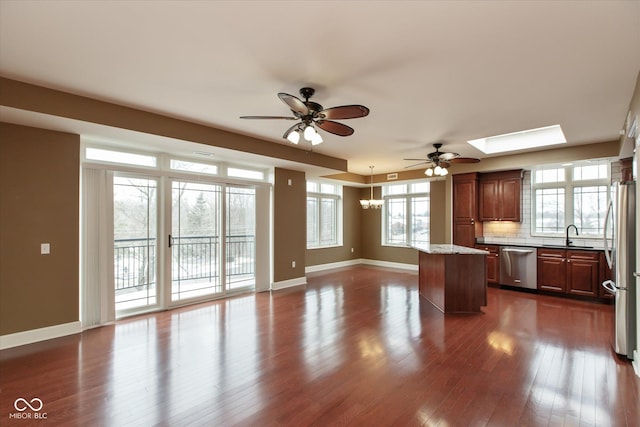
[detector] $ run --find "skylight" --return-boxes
[467,125,566,154]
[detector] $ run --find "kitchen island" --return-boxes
[414,244,488,314]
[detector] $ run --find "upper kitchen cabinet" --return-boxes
[453,172,483,247]
[479,170,523,222]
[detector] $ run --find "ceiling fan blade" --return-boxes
[449,157,481,164]
[438,152,460,161]
[316,120,354,136]
[404,161,430,169]
[278,93,309,116]
[403,158,429,161]
[240,115,297,120]
[319,105,370,120]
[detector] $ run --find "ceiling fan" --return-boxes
[404,143,480,176]
[240,87,369,145]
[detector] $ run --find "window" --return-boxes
[382,182,430,246]
[86,147,157,167]
[170,159,218,175]
[532,161,609,236]
[227,167,264,180]
[307,181,341,248]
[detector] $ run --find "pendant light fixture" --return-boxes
[360,166,384,209]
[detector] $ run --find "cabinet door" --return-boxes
[453,180,477,222]
[486,251,500,284]
[476,245,500,284]
[454,222,476,248]
[537,256,566,293]
[567,258,599,297]
[478,180,499,221]
[499,177,521,221]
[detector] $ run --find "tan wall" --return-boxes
[306,186,362,266]
[0,123,80,335]
[273,168,306,282]
[429,180,447,244]
[0,78,347,172]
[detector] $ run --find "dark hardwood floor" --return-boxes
[1,265,638,426]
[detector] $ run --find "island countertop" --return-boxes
[413,243,488,255]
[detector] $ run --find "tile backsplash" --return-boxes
[477,166,621,249]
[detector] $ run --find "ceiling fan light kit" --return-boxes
[405,143,480,177]
[240,87,369,146]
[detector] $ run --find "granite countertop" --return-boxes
[413,244,489,255]
[476,241,603,251]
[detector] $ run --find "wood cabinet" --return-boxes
[479,170,523,221]
[476,244,500,285]
[537,248,566,293]
[619,157,633,183]
[453,173,482,247]
[566,250,599,297]
[537,248,600,297]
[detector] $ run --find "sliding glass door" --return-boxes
[170,180,256,303]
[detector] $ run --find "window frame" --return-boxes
[306,180,343,249]
[531,161,610,238]
[381,181,430,247]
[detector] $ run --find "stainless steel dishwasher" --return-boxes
[499,247,537,289]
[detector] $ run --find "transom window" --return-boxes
[307,181,342,248]
[532,161,610,236]
[382,182,430,246]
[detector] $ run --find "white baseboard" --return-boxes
[0,321,81,350]
[272,276,306,291]
[633,350,640,378]
[306,258,418,274]
[305,258,362,273]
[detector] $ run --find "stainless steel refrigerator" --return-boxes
[602,181,636,359]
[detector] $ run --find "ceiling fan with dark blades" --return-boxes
[240,87,369,145]
[404,143,480,176]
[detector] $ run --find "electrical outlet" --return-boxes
[351,247,354,253]
[41,243,50,255]
[291,261,296,268]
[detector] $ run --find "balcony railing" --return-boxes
[114,235,255,291]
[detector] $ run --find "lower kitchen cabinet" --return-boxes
[537,249,566,292]
[566,251,599,296]
[537,248,600,298]
[476,244,500,285]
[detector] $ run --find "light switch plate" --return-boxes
[41,243,50,255]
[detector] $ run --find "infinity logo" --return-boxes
[14,397,43,412]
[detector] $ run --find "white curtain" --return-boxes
[81,168,115,328]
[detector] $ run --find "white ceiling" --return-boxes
[1,1,639,176]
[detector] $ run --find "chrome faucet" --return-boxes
[566,224,579,247]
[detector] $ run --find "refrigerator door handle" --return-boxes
[601,280,617,295]
[603,198,613,269]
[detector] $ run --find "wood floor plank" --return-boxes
[1,265,638,426]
